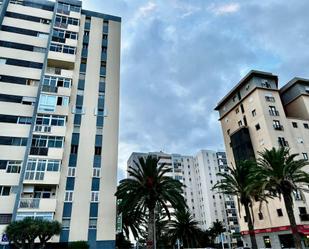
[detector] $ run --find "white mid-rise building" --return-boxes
[127,150,240,244]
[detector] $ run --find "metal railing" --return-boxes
[19,198,40,209]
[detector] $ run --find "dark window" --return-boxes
[304,123,309,129]
[94,146,101,155]
[263,236,272,248]
[0,136,27,146]
[252,109,256,117]
[278,137,288,147]
[299,207,307,214]
[255,124,261,130]
[273,120,282,130]
[258,212,263,220]
[1,25,48,37]
[240,104,244,113]
[269,106,279,116]
[0,186,11,196]
[292,122,298,128]
[5,11,50,24]
[0,40,45,53]
[71,145,78,154]
[9,0,53,11]
[244,216,247,222]
[277,209,283,217]
[0,57,43,69]
[0,214,12,224]
[0,75,39,86]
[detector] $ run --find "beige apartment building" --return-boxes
[0,0,120,248]
[215,70,309,248]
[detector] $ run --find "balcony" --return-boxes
[30,147,48,156]
[300,214,309,221]
[18,198,57,212]
[23,171,61,185]
[45,67,73,78]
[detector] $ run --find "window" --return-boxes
[238,120,242,127]
[252,109,256,117]
[6,161,22,173]
[244,216,248,222]
[269,106,279,116]
[71,145,78,154]
[36,114,66,126]
[263,236,272,248]
[0,136,27,146]
[304,123,309,129]
[43,76,71,88]
[32,135,64,148]
[94,146,102,155]
[25,159,60,180]
[38,94,57,112]
[240,104,244,113]
[64,191,73,202]
[258,212,263,220]
[273,120,282,130]
[0,214,12,224]
[0,186,11,196]
[265,93,275,102]
[93,168,101,178]
[235,108,239,114]
[303,153,308,161]
[227,129,230,135]
[68,167,76,177]
[255,124,261,130]
[62,218,70,229]
[277,208,283,217]
[278,137,288,147]
[261,80,271,88]
[89,218,97,229]
[292,122,298,128]
[91,191,99,202]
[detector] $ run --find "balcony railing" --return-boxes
[19,198,40,209]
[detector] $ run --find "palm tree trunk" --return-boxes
[147,208,155,249]
[244,204,258,249]
[283,193,303,249]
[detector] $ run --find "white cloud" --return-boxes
[209,3,240,16]
[138,2,157,17]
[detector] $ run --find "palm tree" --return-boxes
[115,156,186,249]
[121,208,146,240]
[257,147,309,249]
[169,209,201,248]
[212,160,259,249]
[210,221,225,245]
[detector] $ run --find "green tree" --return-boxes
[121,208,146,239]
[37,219,61,249]
[257,147,309,249]
[116,233,133,249]
[6,217,40,249]
[210,221,225,245]
[6,218,61,249]
[116,156,186,249]
[169,209,201,248]
[212,160,259,249]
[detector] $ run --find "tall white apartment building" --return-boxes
[215,70,309,248]
[0,0,121,248]
[127,150,240,244]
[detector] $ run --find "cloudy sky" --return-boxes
[83,0,309,180]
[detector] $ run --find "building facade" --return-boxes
[0,0,121,248]
[127,150,240,245]
[215,70,309,248]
